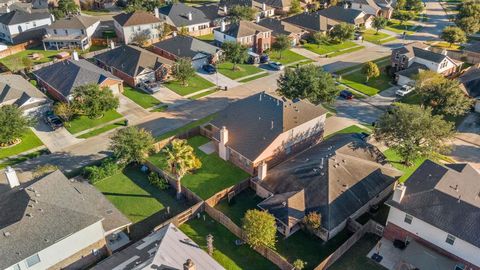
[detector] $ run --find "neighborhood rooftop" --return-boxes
[113,11,162,27]
[256,17,303,36]
[0,9,50,25]
[152,35,220,59]
[158,3,210,26]
[219,20,272,38]
[0,74,48,108]
[47,15,99,29]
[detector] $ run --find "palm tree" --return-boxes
[162,139,202,198]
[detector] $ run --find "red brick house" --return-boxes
[213,20,272,54]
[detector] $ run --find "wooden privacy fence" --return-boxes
[152,126,202,153]
[0,40,41,60]
[153,201,204,232]
[205,178,251,206]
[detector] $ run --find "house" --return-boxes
[219,0,276,17]
[0,9,52,44]
[256,17,305,46]
[347,0,393,19]
[207,92,328,174]
[113,11,163,45]
[0,169,131,270]
[459,66,480,112]
[33,52,123,102]
[391,42,463,85]
[214,20,272,54]
[383,160,480,270]
[42,15,100,51]
[463,41,480,64]
[151,35,221,69]
[0,74,50,115]
[92,223,225,270]
[157,3,212,37]
[93,45,173,87]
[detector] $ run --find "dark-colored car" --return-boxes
[260,54,269,63]
[339,90,353,100]
[202,64,216,74]
[44,111,63,130]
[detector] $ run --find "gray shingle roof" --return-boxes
[464,42,480,54]
[282,11,325,32]
[317,6,365,24]
[256,17,303,36]
[396,62,428,79]
[258,190,305,227]
[48,15,99,30]
[158,3,210,27]
[0,9,50,25]
[218,20,271,38]
[412,46,447,63]
[459,67,480,98]
[386,160,480,248]
[0,74,48,108]
[152,35,220,59]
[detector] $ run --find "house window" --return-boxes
[446,234,456,245]
[404,214,413,224]
[81,29,85,35]
[53,29,57,35]
[26,254,41,267]
[65,29,68,35]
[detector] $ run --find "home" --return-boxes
[0,169,131,270]
[0,74,50,115]
[42,15,100,51]
[113,11,163,45]
[459,66,480,112]
[92,223,225,270]
[157,3,212,37]
[214,20,272,54]
[347,0,393,19]
[93,45,173,87]
[207,92,327,174]
[383,160,480,270]
[33,52,123,102]
[391,42,463,85]
[0,9,52,44]
[218,0,276,17]
[463,41,480,64]
[151,35,221,69]
[256,17,305,46]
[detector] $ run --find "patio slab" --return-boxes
[198,141,215,155]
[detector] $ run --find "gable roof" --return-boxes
[0,74,47,108]
[282,11,325,32]
[210,92,327,161]
[258,190,305,228]
[0,9,50,25]
[464,42,480,54]
[33,59,121,98]
[317,6,366,24]
[256,17,303,36]
[396,62,428,79]
[412,46,448,63]
[350,0,382,13]
[459,67,480,98]
[386,160,480,248]
[158,3,210,27]
[259,133,402,231]
[259,0,292,8]
[48,15,99,30]
[152,35,220,59]
[217,20,271,38]
[93,45,174,78]
[113,11,161,27]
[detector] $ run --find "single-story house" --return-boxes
[459,66,480,112]
[255,133,402,239]
[214,20,272,54]
[0,74,50,115]
[256,17,305,46]
[151,35,222,69]
[92,45,174,87]
[157,3,212,37]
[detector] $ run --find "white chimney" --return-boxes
[5,166,19,188]
[256,16,260,23]
[154,7,159,18]
[72,50,79,61]
[343,2,349,9]
[173,31,177,37]
[223,4,227,13]
[110,40,115,49]
[220,20,226,32]
[258,162,267,180]
[187,12,192,21]
[262,2,266,11]
[392,184,406,203]
[219,126,229,160]
[6,6,10,13]
[442,49,448,55]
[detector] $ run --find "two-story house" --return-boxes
[219,0,276,18]
[42,15,100,50]
[256,17,305,46]
[347,0,393,19]
[214,20,272,54]
[113,11,163,45]
[0,9,52,44]
[157,3,212,37]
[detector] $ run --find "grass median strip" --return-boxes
[238,72,269,83]
[65,110,124,134]
[77,121,125,139]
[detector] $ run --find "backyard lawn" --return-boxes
[324,125,372,140]
[122,85,162,109]
[196,33,214,42]
[0,129,43,160]
[180,214,277,270]
[268,49,308,65]
[217,62,263,80]
[148,136,250,199]
[164,75,215,96]
[303,41,362,56]
[0,47,69,71]
[65,110,124,134]
[361,30,396,45]
[339,61,393,96]
[385,19,418,35]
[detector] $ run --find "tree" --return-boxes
[289,0,302,14]
[361,61,380,82]
[405,0,424,12]
[0,105,34,146]
[415,71,473,116]
[242,209,276,249]
[124,0,161,12]
[72,84,119,119]
[179,26,189,35]
[158,23,173,40]
[393,10,415,25]
[372,16,388,34]
[312,32,329,47]
[109,126,154,164]
[22,57,33,72]
[303,211,321,230]
[374,104,454,166]
[277,65,337,104]
[329,22,355,43]
[54,102,77,123]
[131,30,151,47]
[457,0,480,20]
[395,0,406,10]
[293,259,306,270]
[441,26,467,47]
[221,41,248,70]
[52,0,78,18]
[172,58,195,86]
[456,16,480,35]
[228,5,255,22]
[271,34,291,59]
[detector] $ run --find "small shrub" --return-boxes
[148,172,169,190]
[304,211,321,230]
[293,259,306,270]
[299,39,307,45]
[84,158,124,183]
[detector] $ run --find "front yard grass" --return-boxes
[164,75,215,96]
[217,62,264,80]
[339,61,392,96]
[303,41,360,56]
[385,19,417,35]
[0,47,67,71]
[65,110,123,134]
[77,121,125,139]
[361,30,396,45]
[122,85,162,109]
[148,135,250,199]
[0,129,43,160]
[0,149,47,169]
[238,72,269,83]
[324,125,372,140]
[268,49,308,65]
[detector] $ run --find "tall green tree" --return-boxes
[51,0,78,18]
[441,26,467,47]
[395,0,406,10]
[271,34,291,59]
[289,0,302,14]
[0,105,34,145]
[329,23,355,43]
[361,61,380,82]
[228,5,256,22]
[457,0,480,20]
[54,102,77,123]
[277,64,337,104]
[221,41,248,70]
[393,10,415,25]
[243,209,276,249]
[109,126,154,164]
[372,17,388,33]
[374,104,454,166]
[456,16,480,35]
[172,57,195,86]
[72,84,119,119]
[405,0,424,12]
[131,30,151,47]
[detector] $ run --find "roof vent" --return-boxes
[38,208,44,212]
[4,231,11,237]
[26,213,33,218]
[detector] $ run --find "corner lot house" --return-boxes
[93,45,173,87]
[0,169,131,270]
[0,74,50,115]
[0,9,52,44]
[43,15,100,50]
[208,92,327,174]
[158,3,212,37]
[255,133,402,239]
[214,20,272,54]
[113,11,163,45]
[384,160,480,270]
[256,17,305,46]
[151,35,221,69]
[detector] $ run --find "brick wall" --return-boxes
[36,77,69,102]
[150,46,178,62]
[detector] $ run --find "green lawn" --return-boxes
[217,62,264,80]
[189,89,217,100]
[0,47,68,71]
[122,85,162,109]
[268,49,308,65]
[382,148,426,183]
[361,30,396,45]
[328,46,365,57]
[180,214,277,270]
[385,19,418,35]
[0,149,48,169]
[65,110,124,134]
[0,129,43,160]
[339,61,392,96]
[77,121,125,139]
[148,136,250,199]
[155,114,216,141]
[196,33,214,42]
[164,75,215,96]
[335,56,390,75]
[329,233,386,270]
[303,41,360,56]
[324,125,372,140]
[238,72,269,83]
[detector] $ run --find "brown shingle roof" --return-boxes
[113,11,161,27]
[219,20,272,38]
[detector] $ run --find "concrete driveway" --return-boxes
[117,95,150,124]
[196,69,240,89]
[32,121,83,153]
[152,87,190,108]
[335,98,384,125]
[449,139,480,173]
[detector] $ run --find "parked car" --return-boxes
[44,111,63,130]
[354,32,363,40]
[268,62,284,71]
[139,80,162,94]
[202,64,216,74]
[260,54,269,64]
[246,51,260,64]
[339,90,353,100]
[395,85,414,97]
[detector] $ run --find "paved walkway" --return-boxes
[32,122,83,153]
[196,69,241,89]
[117,95,150,124]
[152,88,190,108]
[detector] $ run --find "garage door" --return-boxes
[193,57,208,70]
[109,83,120,95]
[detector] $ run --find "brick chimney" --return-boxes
[183,259,195,270]
[392,184,406,203]
[219,126,229,160]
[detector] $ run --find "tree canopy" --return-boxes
[124,0,160,12]
[456,0,480,34]
[228,5,256,22]
[172,57,195,86]
[51,0,78,19]
[329,23,355,43]
[393,10,415,25]
[361,61,380,82]
[109,127,154,164]
[373,17,388,33]
[0,105,34,145]
[72,84,119,119]
[243,209,276,249]
[131,30,151,47]
[441,26,467,46]
[404,0,424,12]
[162,138,202,178]
[289,0,302,14]
[221,41,248,70]
[271,34,291,59]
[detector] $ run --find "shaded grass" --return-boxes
[268,49,308,65]
[77,121,125,139]
[339,61,392,96]
[0,129,43,159]
[382,148,426,183]
[189,89,217,100]
[238,72,269,83]
[361,30,395,44]
[122,85,162,109]
[154,114,216,141]
[335,56,390,75]
[0,149,48,169]
[65,110,124,134]
[164,75,215,96]
[303,41,360,55]
[324,125,372,140]
[217,62,263,80]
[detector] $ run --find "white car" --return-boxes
[395,85,414,97]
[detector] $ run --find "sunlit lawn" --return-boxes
[65,110,123,134]
[303,41,361,55]
[339,61,392,96]
[217,62,263,80]
[164,75,215,96]
[268,49,308,65]
[0,129,43,159]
